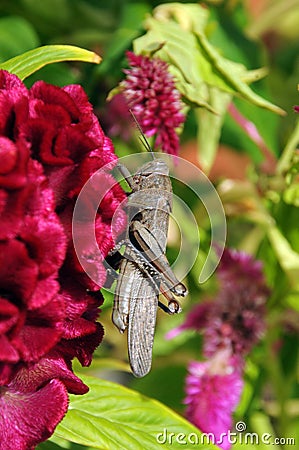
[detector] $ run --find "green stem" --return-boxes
[276,118,299,175]
[265,321,290,437]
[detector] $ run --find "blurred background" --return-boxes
[1,1,298,448]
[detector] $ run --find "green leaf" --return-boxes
[277,118,299,175]
[37,439,65,449]
[25,63,79,88]
[53,375,218,449]
[0,16,39,63]
[73,357,130,375]
[97,2,150,76]
[235,359,260,418]
[132,3,284,171]
[153,2,209,35]
[267,226,299,289]
[0,45,101,80]
[130,365,187,413]
[195,31,285,116]
[196,88,232,171]
[18,0,71,29]
[284,291,299,311]
[39,434,97,449]
[134,3,284,115]
[283,183,299,207]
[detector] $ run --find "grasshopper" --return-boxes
[106,126,187,377]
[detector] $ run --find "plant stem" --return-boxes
[276,118,299,175]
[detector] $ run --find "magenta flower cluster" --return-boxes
[0,70,126,449]
[168,248,269,449]
[185,353,244,450]
[120,51,185,155]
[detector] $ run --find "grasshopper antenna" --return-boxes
[129,109,155,160]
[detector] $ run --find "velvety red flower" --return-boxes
[23,81,117,203]
[55,278,104,366]
[0,70,30,190]
[0,183,67,387]
[0,137,30,190]
[0,70,126,449]
[0,158,45,240]
[0,353,89,450]
[61,169,126,290]
[120,51,185,155]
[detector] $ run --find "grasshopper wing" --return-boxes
[127,270,158,378]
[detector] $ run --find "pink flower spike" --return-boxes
[121,51,185,155]
[184,349,243,450]
[174,248,269,359]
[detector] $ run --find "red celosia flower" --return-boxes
[185,350,243,450]
[120,51,185,155]
[0,70,126,449]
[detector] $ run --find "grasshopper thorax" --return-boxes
[135,159,169,177]
[133,159,169,190]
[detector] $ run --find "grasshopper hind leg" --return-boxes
[158,299,181,314]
